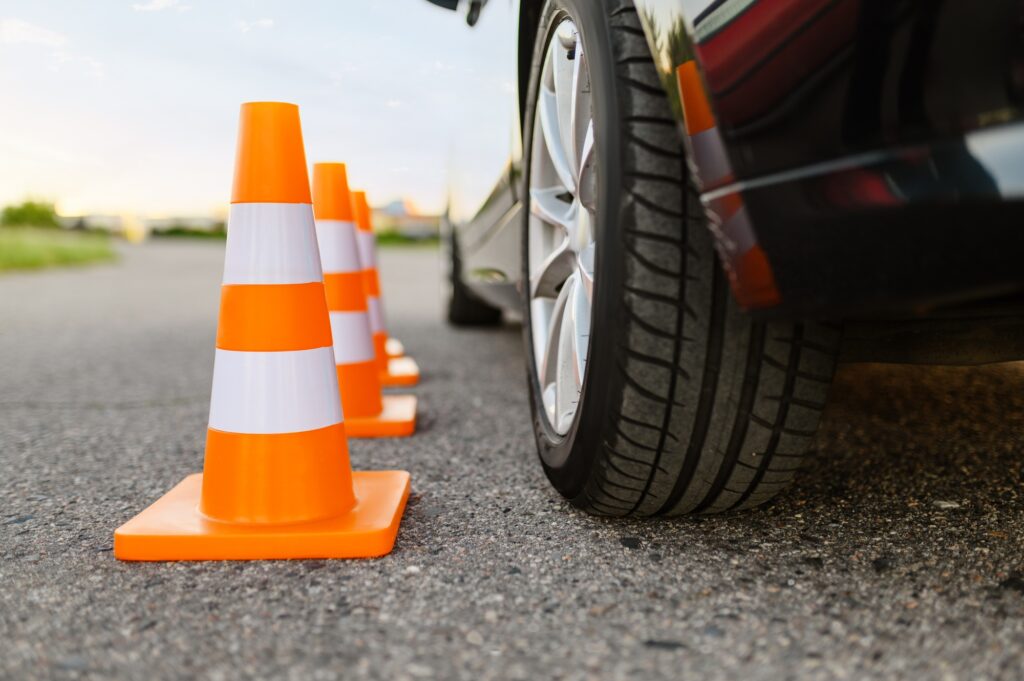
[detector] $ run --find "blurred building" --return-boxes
[372,199,439,239]
[58,214,123,231]
[143,216,224,233]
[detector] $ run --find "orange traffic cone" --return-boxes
[114,102,410,561]
[312,163,417,438]
[676,62,779,310]
[351,190,420,387]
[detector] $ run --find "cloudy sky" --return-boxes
[0,0,518,217]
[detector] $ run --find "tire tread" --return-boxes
[565,0,840,516]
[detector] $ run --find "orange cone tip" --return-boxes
[113,102,411,561]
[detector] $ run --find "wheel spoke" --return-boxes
[569,274,589,383]
[529,186,574,232]
[539,279,571,388]
[530,298,553,382]
[538,86,576,192]
[577,242,595,301]
[551,24,577,192]
[542,383,558,425]
[554,275,581,433]
[569,40,589,181]
[572,277,590,396]
[530,235,574,300]
[577,121,597,212]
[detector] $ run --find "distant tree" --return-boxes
[1,200,59,228]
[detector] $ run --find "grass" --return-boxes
[0,226,117,272]
[375,230,439,248]
[151,225,226,239]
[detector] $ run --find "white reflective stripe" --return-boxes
[719,204,756,255]
[329,311,376,364]
[367,296,384,334]
[223,203,323,285]
[385,337,404,357]
[688,126,731,191]
[208,347,343,434]
[693,0,758,41]
[315,220,362,274]
[355,230,377,270]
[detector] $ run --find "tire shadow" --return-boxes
[804,361,1024,509]
[618,361,1024,573]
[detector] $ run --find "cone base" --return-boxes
[114,470,410,561]
[381,356,420,387]
[346,394,417,438]
[385,337,405,358]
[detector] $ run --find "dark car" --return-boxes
[430,0,1024,515]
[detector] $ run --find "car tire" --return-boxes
[446,230,503,326]
[521,0,841,515]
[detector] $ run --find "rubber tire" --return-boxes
[446,230,503,326]
[520,0,841,515]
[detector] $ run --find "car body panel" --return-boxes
[452,0,1024,320]
[639,0,1024,178]
[443,0,520,276]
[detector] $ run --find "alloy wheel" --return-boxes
[527,17,597,436]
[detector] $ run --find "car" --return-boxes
[428,0,1024,516]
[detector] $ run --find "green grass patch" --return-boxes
[0,227,117,272]
[375,230,439,248]
[151,225,226,239]
[1,200,59,228]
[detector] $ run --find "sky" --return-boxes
[0,0,519,217]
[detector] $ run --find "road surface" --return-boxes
[1,241,1022,680]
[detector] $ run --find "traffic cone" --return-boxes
[113,102,410,561]
[351,189,420,387]
[386,338,405,358]
[312,163,417,437]
[676,61,780,310]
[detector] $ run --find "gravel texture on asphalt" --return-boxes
[1,241,1023,680]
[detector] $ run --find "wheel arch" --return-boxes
[519,0,701,160]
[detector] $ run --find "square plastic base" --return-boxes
[385,337,405,358]
[346,394,417,438]
[114,470,410,561]
[381,356,420,387]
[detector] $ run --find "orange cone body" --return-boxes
[313,163,416,437]
[676,62,779,310]
[351,190,420,386]
[113,102,410,561]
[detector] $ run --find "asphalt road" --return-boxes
[2,240,1023,681]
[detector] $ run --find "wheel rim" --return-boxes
[528,18,597,437]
